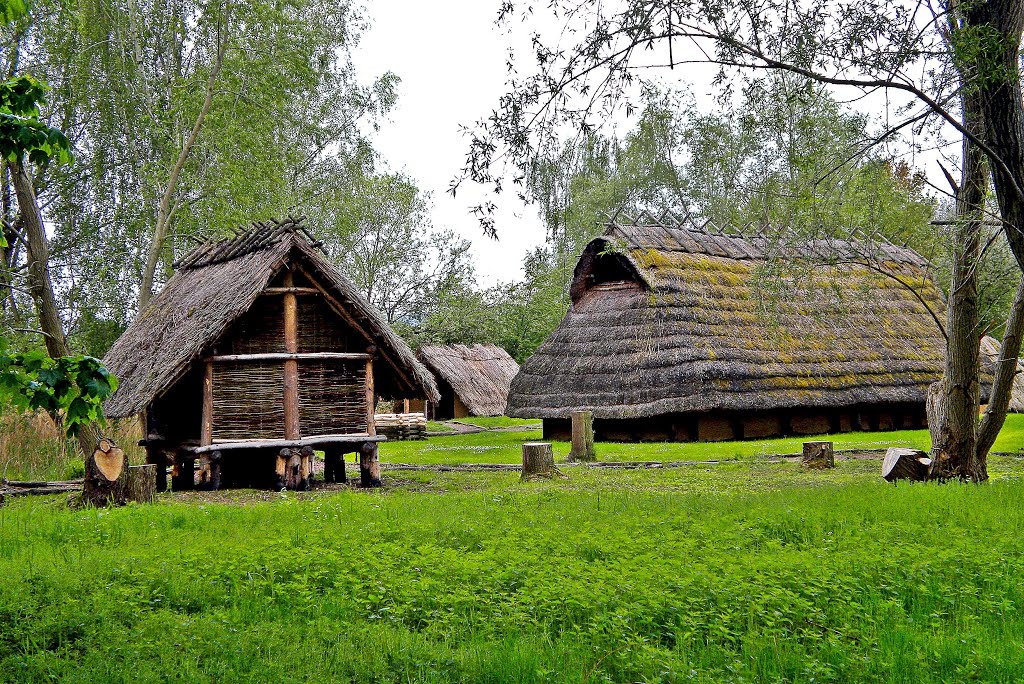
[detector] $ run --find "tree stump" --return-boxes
[801,441,834,469]
[359,442,381,488]
[882,448,932,482]
[126,464,157,503]
[567,410,596,462]
[83,438,130,506]
[521,442,558,479]
[198,451,222,491]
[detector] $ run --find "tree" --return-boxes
[464,0,1024,481]
[0,7,114,448]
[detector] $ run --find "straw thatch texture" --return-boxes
[980,336,1024,412]
[507,219,947,420]
[418,344,520,416]
[103,219,438,418]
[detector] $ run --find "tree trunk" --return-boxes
[567,410,596,462]
[929,91,986,482]
[83,438,130,506]
[7,160,101,459]
[977,275,1024,458]
[521,442,558,479]
[801,441,834,469]
[359,442,381,488]
[126,464,157,503]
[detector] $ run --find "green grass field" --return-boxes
[389,413,1024,465]
[2,418,1024,682]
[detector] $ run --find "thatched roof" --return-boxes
[418,344,520,416]
[103,217,439,418]
[980,336,1024,412]
[507,216,948,420]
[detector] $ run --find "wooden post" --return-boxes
[521,442,558,479]
[882,448,932,482]
[567,410,596,462]
[300,446,314,489]
[801,441,834,469]
[198,450,222,491]
[275,448,288,490]
[146,447,168,492]
[201,361,214,445]
[359,442,381,487]
[366,346,376,436]
[324,447,341,483]
[171,451,195,491]
[282,270,300,440]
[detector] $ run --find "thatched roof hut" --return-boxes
[417,344,519,419]
[980,335,1024,412]
[103,217,438,489]
[507,215,947,442]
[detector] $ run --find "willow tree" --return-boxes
[463,0,1024,481]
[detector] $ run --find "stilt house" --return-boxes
[417,344,520,419]
[507,214,948,442]
[102,217,439,489]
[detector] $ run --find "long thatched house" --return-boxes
[981,336,1024,412]
[417,344,520,419]
[507,215,948,442]
[103,217,439,489]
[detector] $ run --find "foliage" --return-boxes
[5,457,1024,680]
[0,341,116,437]
[0,74,69,166]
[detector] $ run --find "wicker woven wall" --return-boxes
[212,361,285,440]
[219,299,285,355]
[298,360,367,436]
[297,296,362,353]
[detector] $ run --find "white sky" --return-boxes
[354,2,956,286]
[354,0,547,286]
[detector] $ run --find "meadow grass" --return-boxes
[3,459,1024,682]
[384,413,1024,465]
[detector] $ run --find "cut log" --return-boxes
[567,410,596,462]
[521,442,558,479]
[83,438,130,506]
[300,446,314,488]
[276,448,309,490]
[882,448,932,482]
[197,451,222,491]
[801,441,834,469]
[359,442,381,487]
[126,464,157,503]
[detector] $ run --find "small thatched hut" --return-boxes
[103,217,439,489]
[507,215,948,442]
[980,336,1024,412]
[417,344,520,419]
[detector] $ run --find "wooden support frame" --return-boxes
[261,286,319,295]
[208,352,370,363]
[201,360,214,446]
[282,270,301,441]
[366,347,376,436]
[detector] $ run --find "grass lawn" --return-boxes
[385,412,1024,465]
[3,420,1024,681]
[4,457,1024,681]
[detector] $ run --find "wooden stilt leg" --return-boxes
[324,448,340,483]
[275,448,289,490]
[359,442,380,488]
[171,452,195,491]
[147,447,168,492]
[300,446,314,490]
[340,451,347,483]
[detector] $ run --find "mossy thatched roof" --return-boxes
[418,344,519,416]
[103,218,439,418]
[507,218,947,419]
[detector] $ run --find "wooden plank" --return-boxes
[186,433,386,454]
[208,352,371,363]
[201,360,213,445]
[261,287,320,295]
[283,270,300,440]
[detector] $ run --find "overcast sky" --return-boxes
[354,0,547,286]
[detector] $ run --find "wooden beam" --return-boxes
[282,270,300,440]
[261,287,320,295]
[186,433,386,454]
[208,352,371,363]
[201,360,213,446]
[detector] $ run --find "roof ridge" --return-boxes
[173,214,313,270]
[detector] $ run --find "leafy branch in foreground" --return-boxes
[0,343,117,437]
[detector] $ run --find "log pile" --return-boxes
[882,448,932,482]
[374,412,427,441]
